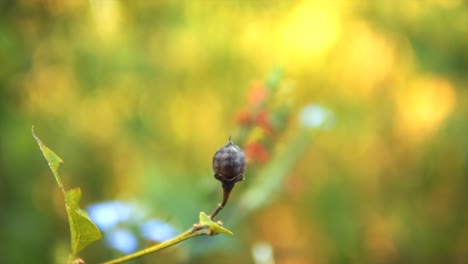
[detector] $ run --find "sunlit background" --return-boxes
[1,1,467,263]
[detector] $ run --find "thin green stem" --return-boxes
[101,226,207,264]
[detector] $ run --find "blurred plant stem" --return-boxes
[101,212,232,264]
[233,128,312,221]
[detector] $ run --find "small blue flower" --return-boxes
[87,201,127,231]
[86,201,178,253]
[140,219,178,242]
[106,228,138,254]
[87,201,145,231]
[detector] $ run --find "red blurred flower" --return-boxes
[255,110,274,136]
[245,142,270,164]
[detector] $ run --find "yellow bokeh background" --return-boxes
[1,1,467,263]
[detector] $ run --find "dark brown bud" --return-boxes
[212,137,246,184]
[210,137,246,219]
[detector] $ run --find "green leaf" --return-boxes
[199,212,233,236]
[66,189,102,255]
[32,126,102,255]
[32,126,65,192]
[66,188,82,209]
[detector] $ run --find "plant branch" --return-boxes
[102,228,199,264]
[101,212,232,264]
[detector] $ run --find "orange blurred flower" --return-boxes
[247,82,269,107]
[235,110,253,126]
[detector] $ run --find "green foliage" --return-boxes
[65,188,102,255]
[32,127,102,261]
[32,127,65,192]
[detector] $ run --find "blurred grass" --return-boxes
[0,1,467,263]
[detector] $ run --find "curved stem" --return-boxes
[210,189,231,220]
[211,182,235,220]
[102,226,206,264]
